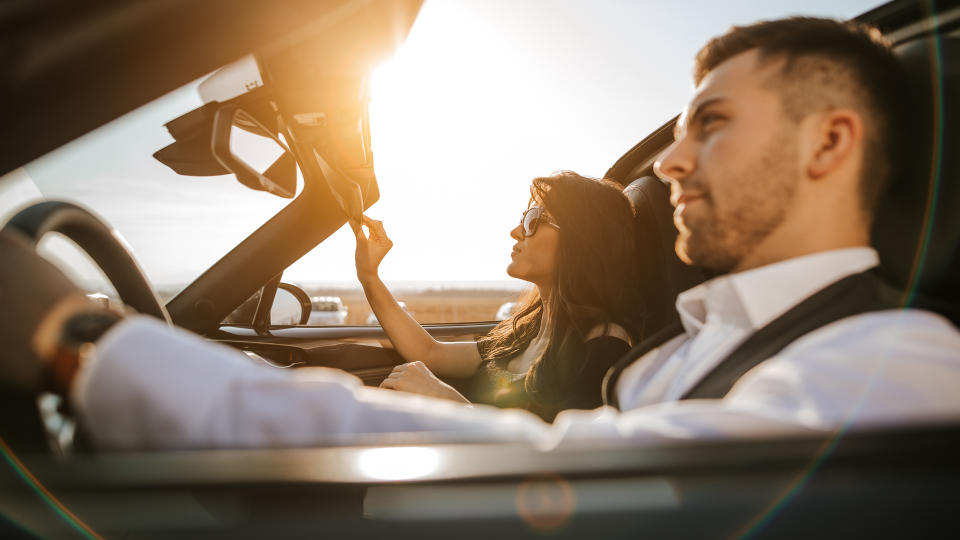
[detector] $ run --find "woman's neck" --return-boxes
[534,284,553,342]
[506,287,553,375]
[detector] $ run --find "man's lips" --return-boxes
[674,193,706,216]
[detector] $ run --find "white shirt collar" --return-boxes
[676,247,880,336]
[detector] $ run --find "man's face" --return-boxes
[654,50,801,273]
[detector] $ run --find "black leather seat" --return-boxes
[622,177,706,332]
[873,36,960,325]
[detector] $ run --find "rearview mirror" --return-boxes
[211,104,297,198]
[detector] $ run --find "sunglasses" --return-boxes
[520,206,560,237]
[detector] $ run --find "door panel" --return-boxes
[213,323,497,385]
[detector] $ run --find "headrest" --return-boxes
[623,177,706,299]
[872,37,960,324]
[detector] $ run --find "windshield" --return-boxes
[0,78,293,301]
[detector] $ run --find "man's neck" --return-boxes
[732,217,871,274]
[733,240,871,274]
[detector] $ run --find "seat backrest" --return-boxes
[872,36,960,325]
[622,177,706,330]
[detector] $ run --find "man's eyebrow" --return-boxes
[674,96,727,140]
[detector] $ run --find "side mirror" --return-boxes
[221,281,311,327]
[269,288,305,326]
[211,104,297,198]
[274,282,312,326]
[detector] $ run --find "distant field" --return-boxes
[310,288,522,325]
[155,286,525,326]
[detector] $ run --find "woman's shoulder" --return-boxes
[580,325,632,371]
[584,322,632,347]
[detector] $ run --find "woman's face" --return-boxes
[506,205,560,286]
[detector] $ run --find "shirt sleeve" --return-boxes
[74,311,960,451]
[73,317,549,450]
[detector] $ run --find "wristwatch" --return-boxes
[44,310,123,397]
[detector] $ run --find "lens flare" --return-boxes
[515,474,576,532]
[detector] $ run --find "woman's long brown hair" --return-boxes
[477,172,675,418]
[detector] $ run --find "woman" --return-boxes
[354,172,674,421]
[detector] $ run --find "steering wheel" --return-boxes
[2,201,171,323]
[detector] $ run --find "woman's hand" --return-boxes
[354,216,393,283]
[380,361,470,403]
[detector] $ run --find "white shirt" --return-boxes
[73,249,960,450]
[617,247,882,408]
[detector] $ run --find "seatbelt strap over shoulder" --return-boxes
[602,321,684,408]
[680,270,901,400]
[602,270,902,409]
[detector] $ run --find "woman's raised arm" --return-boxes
[354,216,483,378]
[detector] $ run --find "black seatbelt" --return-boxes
[681,270,901,400]
[603,270,903,408]
[602,321,684,408]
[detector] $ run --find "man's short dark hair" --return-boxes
[695,17,909,217]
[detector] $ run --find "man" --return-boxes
[2,17,958,450]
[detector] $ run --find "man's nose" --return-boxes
[654,138,694,184]
[510,224,524,241]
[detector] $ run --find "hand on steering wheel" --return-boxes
[1,201,169,394]
[0,231,90,393]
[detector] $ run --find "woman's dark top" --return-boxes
[464,336,631,422]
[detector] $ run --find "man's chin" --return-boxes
[676,235,738,274]
[675,237,695,266]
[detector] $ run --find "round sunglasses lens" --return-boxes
[522,207,542,236]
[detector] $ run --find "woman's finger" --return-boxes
[349,217,363,236]
[387,364,409,376]
[370,231,385,244]
[361,217,384,239]
[358,216,380,239]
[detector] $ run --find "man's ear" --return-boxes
[805,109,863,179]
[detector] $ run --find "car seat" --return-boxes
[622,177,707,332]
[873,36,960,325]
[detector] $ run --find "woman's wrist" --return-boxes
[357,271,381,287]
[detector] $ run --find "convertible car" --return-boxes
[1,0,958,538]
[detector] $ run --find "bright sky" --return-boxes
[0,0,879,293]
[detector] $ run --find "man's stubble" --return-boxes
[675,125,800,273]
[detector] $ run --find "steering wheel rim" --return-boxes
[3,201,171,323]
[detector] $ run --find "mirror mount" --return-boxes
[252,273,281,334]
[313,148,365,230]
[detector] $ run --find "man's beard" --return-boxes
[675,129,799,273]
